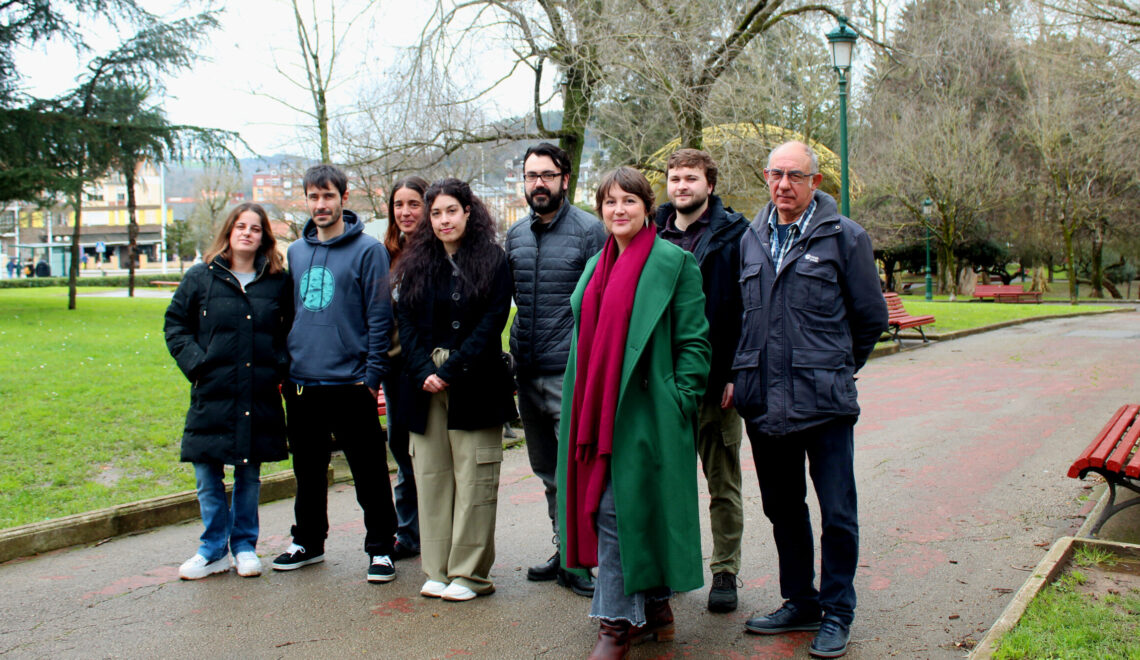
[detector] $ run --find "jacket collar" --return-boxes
[527,199,572,232]
[656,194,743,261]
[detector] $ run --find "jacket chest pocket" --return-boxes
[739,262,763,311]
[790,260,840,315]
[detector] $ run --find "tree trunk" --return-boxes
[126,164,139,298]
[1089,223,1104,299]
[1062,223,1078,305]
[67,186,83,310]
[1030,265,1049,293]
[559,59,594,204]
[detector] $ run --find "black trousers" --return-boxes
[284,383,396,558]
[747,417,858,625]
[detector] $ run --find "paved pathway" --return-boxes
[1,309,1138,659]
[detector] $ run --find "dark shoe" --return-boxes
[527,551,560,581]
[745,601,822,635]
[271,543,325,571]
[391,541,420,560]
[708,571,739,613]
[366,555,396,583]
[588,618,631,660]
[809,618,850,658]
[630,598,674,645]
[556,567,595,596]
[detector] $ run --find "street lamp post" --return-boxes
[923,198,933,301]
[827,16,857,217]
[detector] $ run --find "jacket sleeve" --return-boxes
[164,268,207,381]
[275,270,294,380]
[587,217,607,257]
[671,252,712,416]
[844,229,889,371]
[362,242,393,389]
[396,296,435,387]
[436,253,511,384]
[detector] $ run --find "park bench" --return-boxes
[883,292,935,344]
[972,283,1042,303]
[376,387,387,418]
[1067,404,1140,537]
[149,280,180,288]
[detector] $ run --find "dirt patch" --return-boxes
[1070,557,1140,604]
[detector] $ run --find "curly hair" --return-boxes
[394,178,502,307]
[383,175,429,267]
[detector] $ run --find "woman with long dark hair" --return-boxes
[383,175,429,559]
[394,177,516,601]
[164,202,292,580]
[557,167,710,658]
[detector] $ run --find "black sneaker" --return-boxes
[527,551,560,581]
[367,555,396,583]
[390,541,420,560]
[708,571,739,613]
[271,543,325,571]
[809,618,851,658]
[745,601,822,634]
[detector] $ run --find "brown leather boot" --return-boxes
[631,598,675,645]
[588,618,631,660]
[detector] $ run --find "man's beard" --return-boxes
[526,184,565,215]
[673,192,708,217]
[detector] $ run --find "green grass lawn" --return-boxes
[891,298,1118,334]
[0,287,219,528]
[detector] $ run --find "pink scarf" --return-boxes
[564,226,654,568]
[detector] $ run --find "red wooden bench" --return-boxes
[376,387,387,418]
[1068,404,1140,536]
[972,283,1042,303]
[883,292,935,343]
[149,280,180,288]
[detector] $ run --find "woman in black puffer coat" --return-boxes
[164,202,292,580]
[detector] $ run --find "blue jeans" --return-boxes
[384,373,420,550]
[747,417,858,625]
[589,483,671,625]
[194,462,261,562]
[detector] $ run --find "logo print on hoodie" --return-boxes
[300,266,335,311]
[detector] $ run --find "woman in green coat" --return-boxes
[557,167,711,659]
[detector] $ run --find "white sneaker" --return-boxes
[234,551,262,577]
[179,554,232,580]
[420,579,447,598]
[441,582,478,601]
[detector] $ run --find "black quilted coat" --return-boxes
[164,255,293,465]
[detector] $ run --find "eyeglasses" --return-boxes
[764,168,815,185]
[523,171,562,183]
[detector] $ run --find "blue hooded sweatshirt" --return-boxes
[286,209,391,389]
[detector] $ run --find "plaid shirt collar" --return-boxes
[768,199,816,270]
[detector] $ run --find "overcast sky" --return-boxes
[13,0,535,159]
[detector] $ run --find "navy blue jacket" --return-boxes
[733,191,888,436]
[655,194,748,404]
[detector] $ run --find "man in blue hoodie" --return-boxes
[271,164,399,584]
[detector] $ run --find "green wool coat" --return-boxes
[556,235,712,595]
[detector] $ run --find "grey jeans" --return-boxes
[516,372,562,535]
[589,482,671,624]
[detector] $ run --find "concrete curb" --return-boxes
[0,468,331,565]
[877,305,1133,347]
[970,536,1140,658]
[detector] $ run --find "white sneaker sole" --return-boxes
[367,571,396,583]
[179,557,232,580]
[421,581,447,598]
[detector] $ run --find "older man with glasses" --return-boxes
[733,141,887,658]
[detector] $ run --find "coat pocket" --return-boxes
[790,260,841,315]
[790,349,854,414]
[739,262,763,311]
[731,348,766,419]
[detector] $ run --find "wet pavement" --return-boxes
[1,308,1138,659]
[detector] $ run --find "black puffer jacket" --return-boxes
[164,255,293,465]
[655,194,749,403]
[506,202,606,375]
